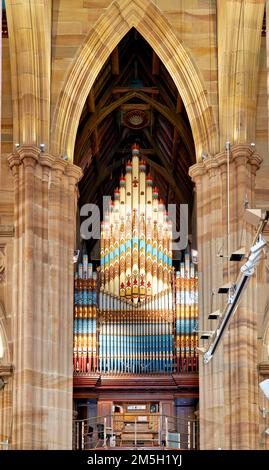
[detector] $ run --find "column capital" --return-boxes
[39,153,56,169]
[17,145,40,168]
[53,158,68,174]
[188,162,206,182]
[65,163,83,184]
[8,152,21,176]
[189,144,263,182]
[231,144,263,171]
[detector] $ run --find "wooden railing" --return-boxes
[73,413,199,450]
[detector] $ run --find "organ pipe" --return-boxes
[74,143,198,375]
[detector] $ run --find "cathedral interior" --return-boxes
[0,0,269,451]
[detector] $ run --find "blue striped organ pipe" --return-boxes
[146,218,152,297]
[152,221,158,295]
[175,256,198,373]
[96,291,175,374]
[73,256,98,373]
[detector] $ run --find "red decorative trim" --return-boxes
[123,110,149,129]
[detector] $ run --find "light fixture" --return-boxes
[229,248,245,262]
[40,143,45,152]
[208,310,221,320]
[191,249,198,264]
[62,155,68,161]
[241,236,266,275]
[203,213,268,364]
[259,407,269,419]
[15,143,20,149]
[218,282,235,294]
[200,331,214,340]
[201,152,207,161]
[250,142,256,148]
[259,379,269,400]
[225,141,231,151]
[245,208,268,227]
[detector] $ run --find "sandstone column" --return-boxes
[8,145,81,449]
[190,144,262,450]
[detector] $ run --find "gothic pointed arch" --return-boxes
[51,0,218,162]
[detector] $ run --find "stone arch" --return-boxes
[51,0,218,162]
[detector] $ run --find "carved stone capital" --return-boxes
[189,144,263,183]
[7,153,20,176]
[0,364,14,377]
[232,144,263,172]
[17,145,40,168]
[39,153,56,169]
[65,163,83,184]
[53,158,68,174]
[0,225,14,238]
[189,162,206,182]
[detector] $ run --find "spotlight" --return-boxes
[250,143,256,148]
[202,210,268,364]
[218,282,234,294]
[201,153,207,161]
[259,407,269,419]
[62,155,68,161]
[15,143,20,149]
[241,236,266,275]
[208,309,221,320]
[245,208,268,227]
[259,379,269,400]
[40,143,45,152]
[191,249,198,264]
[229,248,245,262]
[225,141,231,151]
[200,331,214,340]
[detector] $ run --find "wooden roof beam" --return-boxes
[111,47,119,75]
[85,91,193,155]
[141,130,188,204]
[87,89,95,113]
[117,148,155,155]
[176,94,183,114]
[152,51,160,75]
[112,87,159,94]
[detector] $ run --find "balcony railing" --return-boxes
[0,440,9,450]
[73,413,199,450]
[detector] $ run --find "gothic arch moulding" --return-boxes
[51,0,218,163]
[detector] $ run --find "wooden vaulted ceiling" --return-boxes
[75,28,195,215]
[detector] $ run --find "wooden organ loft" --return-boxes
[73,144,199,435]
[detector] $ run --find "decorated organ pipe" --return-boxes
[73,143,198,375]
[175,255,198,373]
[73,256,98,373]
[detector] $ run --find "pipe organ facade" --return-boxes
[73,144,198,375]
